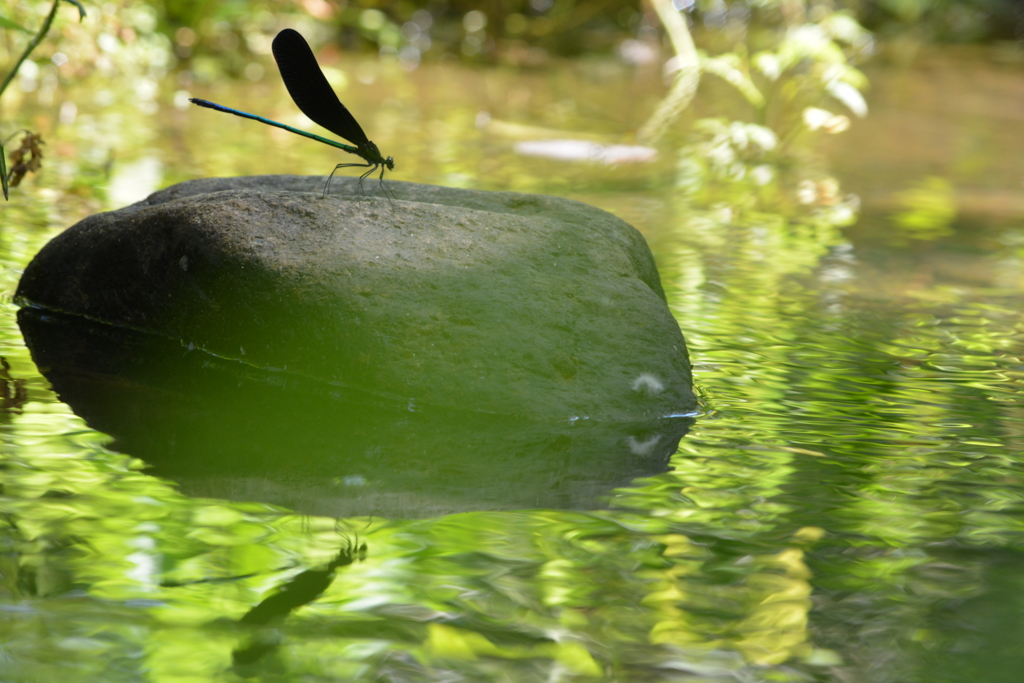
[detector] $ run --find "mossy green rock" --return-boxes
[16,176,695,422]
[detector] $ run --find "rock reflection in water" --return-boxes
[19,307,692,518]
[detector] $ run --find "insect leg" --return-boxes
[357,164,380,198]
[377,164,396,207]
[322,161,373,198]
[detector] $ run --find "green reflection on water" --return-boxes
[2,49,1024,683]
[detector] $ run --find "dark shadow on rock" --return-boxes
[19,307,692,518]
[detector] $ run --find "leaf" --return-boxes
[819,12,868,45]
[752,51,780,81]
[826,80,868,117]
[0,13,30,32]
[427,624,498,660]
[553,642,602,677]
[61,0,87,21]
[741,123,778,151]
[1,141,8,201]
[701,55,765,108]
[777,25,846,70]
[821,63,868,91]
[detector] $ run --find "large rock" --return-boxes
[16,176,695,422]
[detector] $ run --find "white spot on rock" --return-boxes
[631,373,664,395]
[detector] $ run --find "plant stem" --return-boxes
[637,0,701,144]
[1,140,8,200]
[0,0,61,100]
[653,0,698,64]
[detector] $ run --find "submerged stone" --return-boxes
[16,175,695,422]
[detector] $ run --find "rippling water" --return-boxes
[2,49,1023,682]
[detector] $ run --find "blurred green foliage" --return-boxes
[850,0,1023,42]
[1,0,1015,218]
[890,175,957,243]
[146,0,1023,63]
[2,0,1003,73]
[1,0,1017,88]
[0,0,85,199]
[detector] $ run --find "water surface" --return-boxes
[1,47,1023,682]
